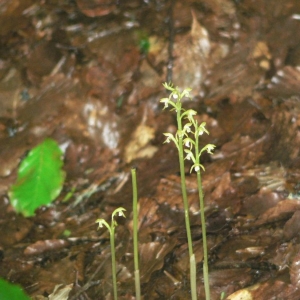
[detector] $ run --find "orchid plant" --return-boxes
[96,207,126,300]
[161,82,215,300]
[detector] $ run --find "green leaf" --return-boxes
[0,279,31,300]
[9,138,65,217]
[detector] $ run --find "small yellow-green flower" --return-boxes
[205,144,215,154]
[160,97,169,108]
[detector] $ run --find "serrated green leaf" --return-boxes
[0,278,31,300]
[9,138,65,217]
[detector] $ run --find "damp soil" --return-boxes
[1,1,300,299]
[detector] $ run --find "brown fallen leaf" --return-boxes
[283,210,300,241]
[76,0,116,17]
[24,239,69,256]
[124,124,157,163]
[254,199,300,227]
[139,238,177,283]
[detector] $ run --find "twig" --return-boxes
[166,0,175,83]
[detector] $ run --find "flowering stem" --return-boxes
[95,207,126,300]
[161,82,214,300]
[197,170,210,299]
[110,223,118,300]
[176,106,193,257]
[195,135,210,300]
[176,106,197,300]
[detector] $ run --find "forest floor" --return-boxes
[1,0,300,299]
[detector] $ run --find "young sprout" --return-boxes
[96,207,126,300]
[131,168,141,300]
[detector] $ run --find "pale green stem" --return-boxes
[131,168,141,300]
[177,107,193,257]
[195,140,210,300]
[176,107,197,300]
[190,254,197,300]
[110,225,118,300]
[134,270,141,300]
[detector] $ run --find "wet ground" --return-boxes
[1,0,300,299]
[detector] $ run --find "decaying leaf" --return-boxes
[124,124,157,163]
[49,284,73,300]
[139,239,177,283]
[24,239,69,256]
[254,199,300,226]
[31,284,72,300]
